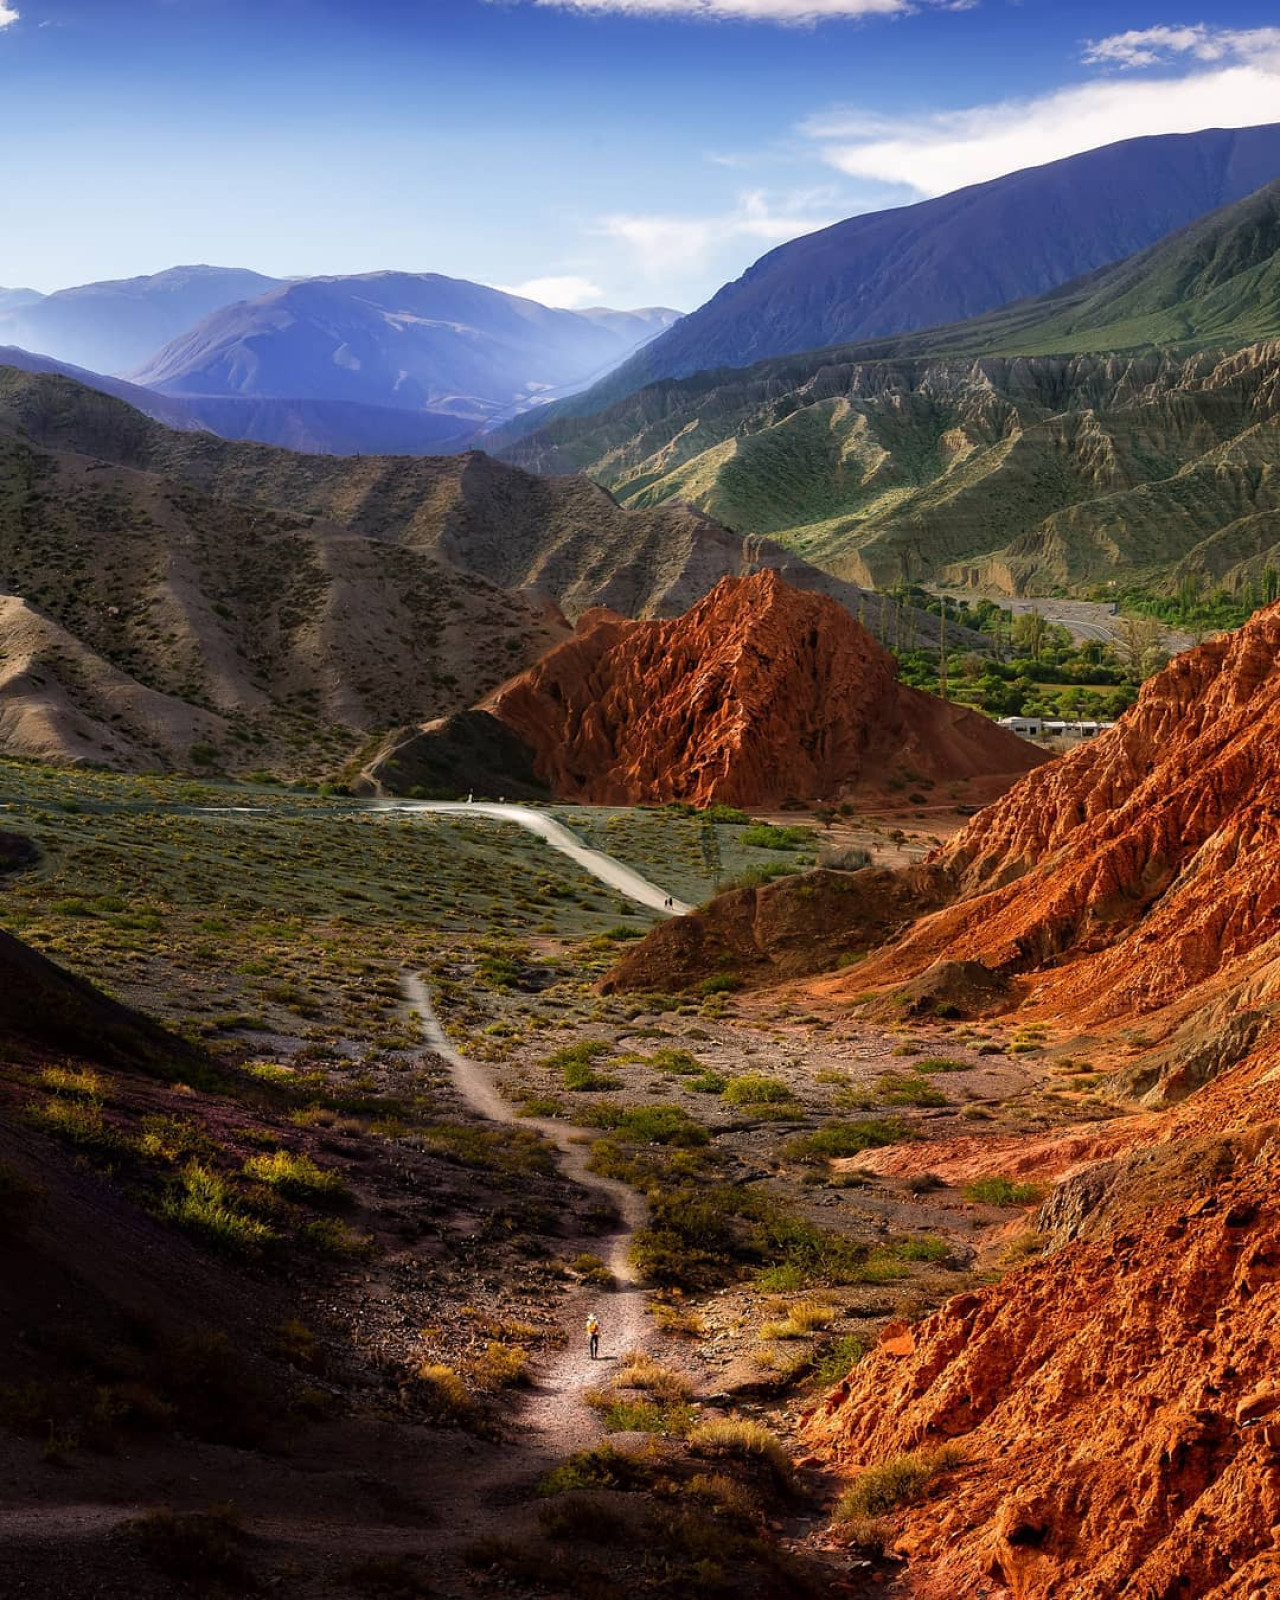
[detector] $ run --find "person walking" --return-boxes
[586,1312,600,1361]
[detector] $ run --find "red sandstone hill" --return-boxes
[819,598,1280,1028]
[612,601,1280,1031]
[775,605,1280,1597]
[369,570,1044,807]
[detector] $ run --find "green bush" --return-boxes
[584,1104,710,1147]
[699,973,740,996]
[722,1074,796,1106]
[837,1445,965,1518]
[740,824,814,851]
[962,1175,1044,1206]
[242,1149,351,1206]
[784,1119,909,1163]
[913,1057,971,1074]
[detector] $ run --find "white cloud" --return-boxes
[805,27,1280,197]
[496,273,605,308]
[596,190,841,277]
[0,6,19,29]
[513,0,967,25]
[1082,25,1280,71]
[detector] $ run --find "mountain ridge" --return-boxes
[522,122,1280,428]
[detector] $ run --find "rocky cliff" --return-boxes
[834,600,1280,1027]
[777,604,1280,1598]
[371,571,1043,807]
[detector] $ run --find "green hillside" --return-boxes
[502,181,1280,596]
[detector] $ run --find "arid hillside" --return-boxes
[613,602,1280,1037]
[599,601,1280,1598]
[0,366,955,776]
[369,571,1044,807]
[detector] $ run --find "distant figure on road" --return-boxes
[587,1312,600,1360]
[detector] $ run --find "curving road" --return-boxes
[380,799,693,916]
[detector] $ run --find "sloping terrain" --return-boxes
[508,122,1280,425]
[503,181,1280,596]
[0,366,958,774]
[371,572,1043,806]
[601,601,1280,1598]
[613,601,1280,1040]
[0,265,282,375]
[134,273,678,426]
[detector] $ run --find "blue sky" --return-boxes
[3,2,1280,310]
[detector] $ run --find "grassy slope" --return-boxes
[502,182,1280,596]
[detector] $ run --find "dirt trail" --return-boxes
[403,975,648,1452]
[398,807,684,1457]
[381,799,694,916]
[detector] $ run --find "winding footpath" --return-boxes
[397,802,687,1448]
[380,799,695,917]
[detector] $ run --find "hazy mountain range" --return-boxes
[501,176,1280,598]
[3,121,1279,466]
[0,268,679,454]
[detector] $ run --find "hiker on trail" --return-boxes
[587,1312,600,1360]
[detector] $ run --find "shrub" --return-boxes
[544,1040,621,1092]
[538,1442,656,1496]
[818,845,872,872]
[469,1342,530,1392]
[649,1048,701,1075]
[415,1362,471,1421]
[722,1074,796,1107]
[614,1352,693,1402]
[913,1057,971,1075]
[760,1298,837,1340]
[242,1149,351,1206]
[687,1418,794,1490]
[784,1120,909,1163]
[38,1065,103,1098]
[699,973,740,996]
[837,1446,964,1518]
[570,1252,616,1288]
[741,824,814,851]
[537,1496,629,1543]
[122,1506,251,1585]
[875,1072,947,1108]
[584,1104,710,1147]
[161,1164,276,1254]
[962,1175,1045,1206]
[27,1096,117,1152]
[812,1334,867,1388]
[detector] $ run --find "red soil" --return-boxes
[483,570,1043,807]
[822,601,1280,1025]
[800,604,1280,1598]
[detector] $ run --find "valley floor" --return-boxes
[0,765,1127,1597]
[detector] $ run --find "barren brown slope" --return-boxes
[372,571,1043,807]
[0,365,963,640]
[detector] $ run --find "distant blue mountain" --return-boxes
[132,274,679,424]
[0,265,283,376]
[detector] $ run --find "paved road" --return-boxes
[380,799,693,916]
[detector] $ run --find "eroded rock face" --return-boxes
[833,600,1280,1023]
[804,1116,1280,1600]
[478,570,1042,808]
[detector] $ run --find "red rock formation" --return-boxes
[800,604,1280,1598]
[480,570,1042,807]
[805,1092,1280,1599]
[821,600,1280,1024]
